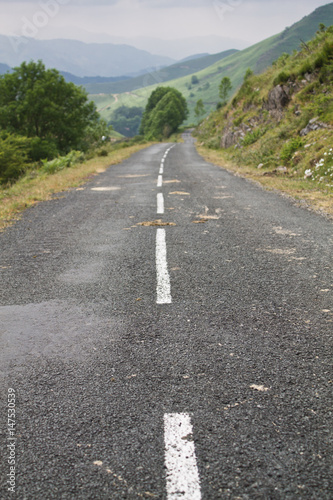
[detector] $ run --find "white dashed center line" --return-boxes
[157,175,163,187]
[156,229,172,304]
[157,193,164,215]
[164,413,201,500]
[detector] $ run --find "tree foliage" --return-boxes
[109,106,144,137]
[0,60,100,157]
[140,87,188,139]
[0,134,31,184]
[195,99,205,120]
[219,76,232,105]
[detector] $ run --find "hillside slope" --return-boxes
[83,49,238,95]
[195,26,333,206]
[91,3,333,126]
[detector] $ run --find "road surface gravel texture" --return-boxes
[0,134,332,499]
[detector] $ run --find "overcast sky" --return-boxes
[1,0,331,56]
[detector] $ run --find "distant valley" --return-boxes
[88,3,333,128]
[0,3,333,137]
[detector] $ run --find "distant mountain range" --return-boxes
[87,2,333,128]
[86,35,249,60]
[0,36,175,77]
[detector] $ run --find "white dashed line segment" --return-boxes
[158,175,163,187]
[157,193,165,215]
[156,229,172,304]
[164,413,201,500]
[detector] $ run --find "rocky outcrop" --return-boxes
[219,84,295,149]
[220,121,255,149]
[262,84,291,121]
[220,127,245,148]
[300,117,330,136]
[264,84,290,111]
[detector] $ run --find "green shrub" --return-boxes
[241,128,266,146]
[41,151,83,174]
[280,138,304,163]
[0,134,31,184]
[29,137,59,162]
[273,53,291,67]
[206,137,220,149]
[273,71,290,86]
[97,148,108,157]
[299,60,313,76]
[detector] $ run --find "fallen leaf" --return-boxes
[250,384,269,392]
[198,215,219,220]
[272,226,300,237]
[93,461,103,467]
[192,220,207,224]
[170,191,190,195]
[163,179,181,183]
[137,220,176,226]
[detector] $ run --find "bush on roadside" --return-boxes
[280,137,304,163]
[41,151,84,174]
[0,134,31,184]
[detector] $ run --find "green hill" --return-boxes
[84,49,238,95]
[90,3,333,128]
[195,25,333,199]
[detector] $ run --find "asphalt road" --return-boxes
[1,135,332,499]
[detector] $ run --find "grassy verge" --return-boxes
[197,145,333,217]
[0,142,153,232]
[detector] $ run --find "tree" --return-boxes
[219,76,232,105]
[191,75,199,85]
[194,99,205,120]
[243,68,254,81]
[109,106,144,137]
[0,60,99,157]
[140,87,188,139]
